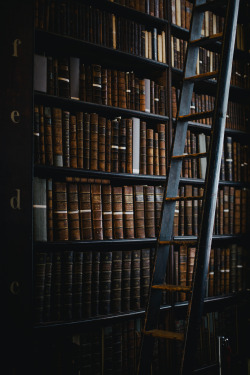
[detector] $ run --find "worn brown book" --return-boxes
[179,186,185,236]
[112,186,124,239]
[187,247,196,288]
[38,105,46,165]
[223,186,229,234]
[79,183,92,240]
[46,178,53,242]
[82,251,92,318]
[111,119,119,173]
[51,252,62,321]
[173,199,179,236]
[58,57,70,98]
[101,67,108,105]
[219,188,224,235]
[119,118,127,173]
[111,69,118,107]
[157,123,166,175]
[179,245,187,301]
[155,186,164,235]
[102,184,113,240]
[79,63,86,101]
[141,248,150,308]
[144,186,155,238]
[76,112,84,168]
[62,250,73,320]
[44,106,53,165]
[90,113,99,170]
[139,79,146,112]
[146,128,154,175]
[234,189,241,234]
[225,247,230,294]
[123,186,135,239]
[105,119,112,172]
[122,251,132,311]
[126,119,133,174]
[83,113,90,170]
[99,251,112,314]
[111,251,122,313]
[33,177,47,242]
[69,114,77,168]
[92,64,102,104]
[67,183,80,240]
[193,186,198,236]
[140,121,147,174]
[131,250,141,310]
[185,185,193,235]
[53,181,68,241]
[208,248,215,297]
[154,132,160,176]
[118,70,126,108]
[220,248,225,294]
[72,251,83,319]
[34,252,47,322]
[134,185,145,238]
[91,184,103,240]
[98,116,106,171]
[91,251,100,316]
[62,110,70,167]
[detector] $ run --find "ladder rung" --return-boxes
[184,71,218,82]
[165,196,203,202]
[152,284,192,293]
[195,0,227,13]
[178,110,214,122]
[143,329,185,341]
[158,240,197,245]
[172,152,207,160]
[190,32,223,47]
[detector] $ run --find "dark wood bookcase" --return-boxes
[1,0,249,374]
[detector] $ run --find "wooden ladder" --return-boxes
[137,0,240,374]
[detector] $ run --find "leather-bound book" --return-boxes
[134,185,145,238]
[132,117,140,174]
[79,63,86,101]
[126,119,133,174]
[154,132,160,176]
[105,119,112,172]
[155,185,164,235]
[98,116,106,171]
[43,252,53,322]
[72,251,83,319]
[58,57,70,98]
[34,252,47,323]
[92,64,102,104]
[67,183,80,240]
[220,147,225,181]
[241,188,247,234]
[208,248,215,297]
[236,246,243,292]
[146,128,154,175]
[179,245,187,301]
[83,113,90,170]
[219,188,224,235]
[214,247,221,295]
[79,184,92,240]
[62,110,70,167]
[140,121,147,174]
[185,185,193,235]
[112,186,124,239]
[129,71,135,110]
[52,252,63,321]
[123,186,135,239]
[92,251,100,316]
[34,105,40,165]
[69,114,77,168]
[107,69,112,106]
[173,199,179,236]
[85,65,92,102]
[47,178,53,242]
[220,248,225,294]
[131,250,141,309]
[52,181,68,241]
[62,250,73,321]
[90,113,99,170]
[152,28,157,61]
[230,244,237,293]
[191,132,197,178]
[139,79,146,112]
[141,248,150,308]
[119,118,127,173]
[76,112,84,168]
[82,251,92,318]
[33,177,47,242]
[125,72,131,109]
[118,71,126,108]
[91,184,103,240]
[144,186,155,238]
[44,106,53,165]
[102,184,113,240]
[99,251,112,314]
[225,136,233,181]
[186,130,192,178]
[111,118,119,172]
[134,78,140,111]
[47,56,54,95]
[187,247,196,288]
[38,105,46,165]
[112,69,118,107]
[111,251,122,313]
[225,247,230,294]
[193,186,198,236]
[223,186,229,235]
[101,67,108,105]
[179,186,185,236]
[122,250,132,311]
[157,123,166,176]
[154,84,159,114]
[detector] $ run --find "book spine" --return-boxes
[134,185,145,238]
[122,251,132,311]
[76,111,84,169]
[100,251,112,314]
[112,186,124,239]
[98,116,106,171]
[102,184,113,240]
[79,183,92,240]
[123,186,135,239]
[144,186,155,238]
[140,121,147,174]
[69,114,77,168]
[90,113,99,170]
[52,181,68,241]
[82,251,92,318]
[111,119,119,173]
[119,118,127,173]
[33,177,47,241]
[62,250,73,321]
[91,184,103,240]
[72,251,83,319]
[131,250,141,310]
[111,251,122,312]
[92,251,100,316]
[126,119,133,174]
[67,183,80,241]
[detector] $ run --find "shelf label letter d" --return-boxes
[10,189,21,210]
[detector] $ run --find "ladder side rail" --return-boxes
[180,1,240,374]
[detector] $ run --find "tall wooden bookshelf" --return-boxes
[1,0,249,374]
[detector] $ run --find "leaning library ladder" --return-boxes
[137,0,240,374]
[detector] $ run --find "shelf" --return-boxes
[34,92,169,123]
[35,30,168,74]
[184,120,249,139]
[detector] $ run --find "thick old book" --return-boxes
[98,116,106,171]
[134,185,145,238]
[67,183,80,240]
[46,178,53,241]
[144,185,155,238]
[44,106,53,165]
[118,118,127,173]
[92,251,100,316]
[111,118,119,173]
[82,251,92,318]
[112,186,124,239]
[155,185,164,235]
[111,251,122,313]
[52,181,68,241]
[122,251,132,311]
[62,110,70,167]
[105,119,112,172]
[72,251,83,319]
[123,186,135,239]
[58,57,70,98]
[83,113,91,170]
[33,177,47,241]
[140,121,147,174]
[79,183,92,240]
[76,111,84,168]
[91,184,103,240]
[126,119,133,174]
[102,184,113,240]
[69,114,77,168]
[132,117,140,174]
[62,250,73,320]
[146,128,154,175]
[90,113,99,170]
[131,250,141,310]
[99,252,112,314]
[141,248,150,307]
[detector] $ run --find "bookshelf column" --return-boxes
[0,0,34,371]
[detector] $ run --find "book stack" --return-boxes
[110,0,166,19]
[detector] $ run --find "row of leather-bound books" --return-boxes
[34,248,155,323]
[173,244,246,303]
[171,36,250,89]
[33,178,166,242]
[110,0,166,19]
[35,0,166,63]
[172,86,249,132]
[35,56,167,115]
[34,243,245,324]
[173,185,248,237]
[180,131,250,183]
[34,105,167,175]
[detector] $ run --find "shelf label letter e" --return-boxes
[12,39,22,57]
[10,189,21,210]
[11,110,20,124]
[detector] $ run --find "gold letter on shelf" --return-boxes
[10,189,21,210]
[11,110,20,124]
[12,39,22,57]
